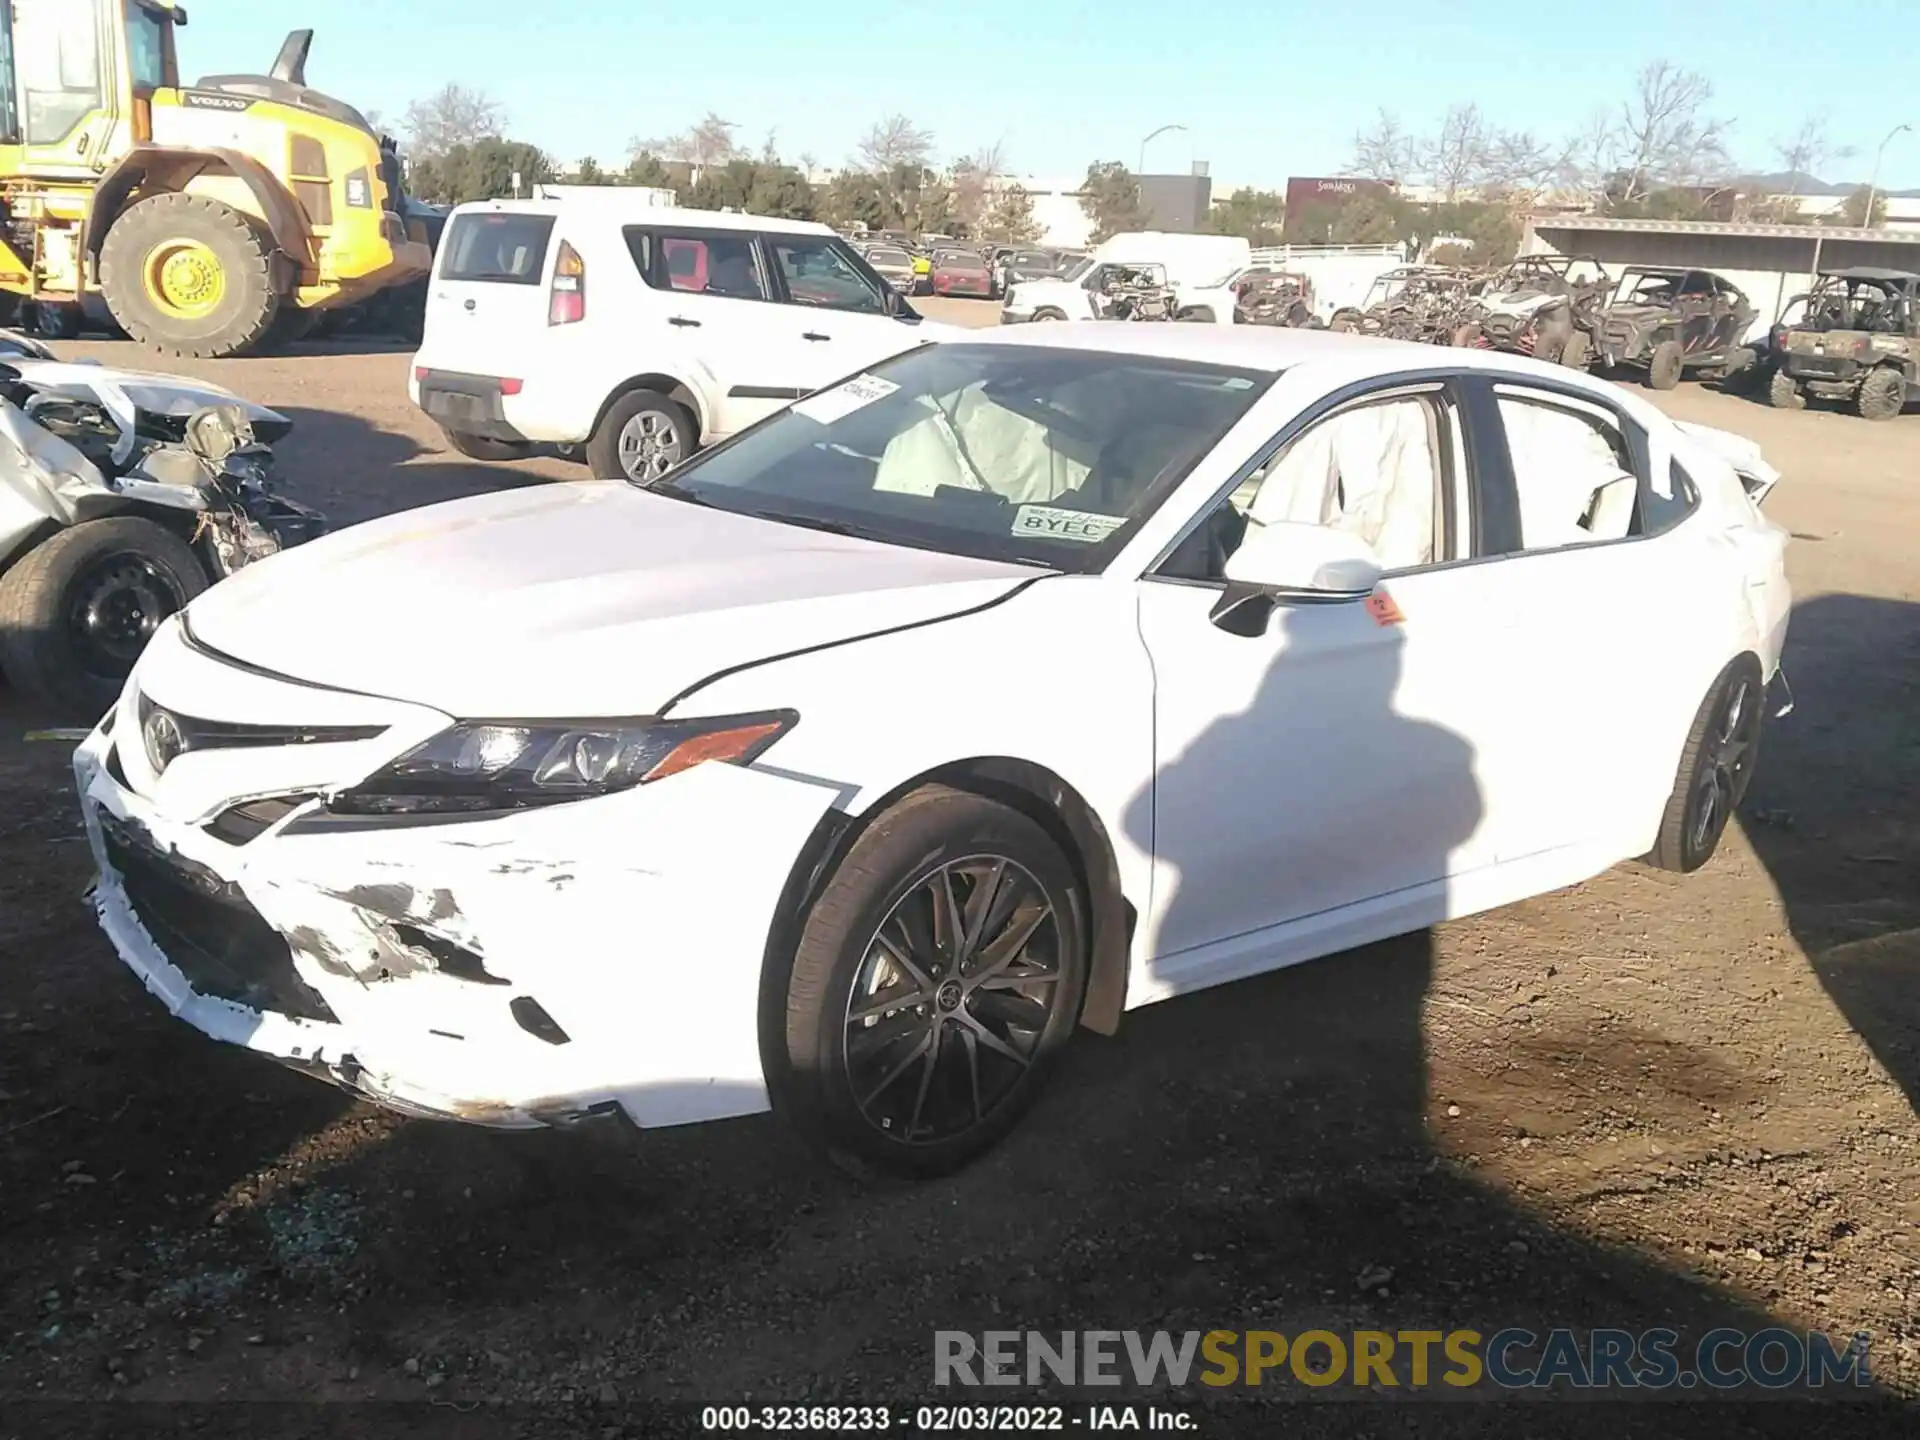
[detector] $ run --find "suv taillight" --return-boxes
[549,240,585,326]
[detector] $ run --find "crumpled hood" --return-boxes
[182,482,1037,716]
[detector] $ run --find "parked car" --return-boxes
[1767,266,1919,421]
[929,248,994,299]
[1595,266,1758,388]
[0,357,323,714]
[1002,233,1251,325]
[999,248,1066,291]
[409,200,941,481]
[862,244,919,295]
[77,326,1790,1178]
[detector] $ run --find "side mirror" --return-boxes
[1210,522,1384,636]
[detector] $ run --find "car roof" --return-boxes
[1820,266,1920,282]
[442,197,834,237]
[958,320,1446,372]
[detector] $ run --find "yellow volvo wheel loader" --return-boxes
[0,2,430,356]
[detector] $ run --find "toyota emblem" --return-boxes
[143,706,187,775]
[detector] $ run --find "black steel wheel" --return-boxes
[1647,656,1763,874]
[0,516,206,715]
[776,785,1088,1178]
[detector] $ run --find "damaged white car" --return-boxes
[0,349,322,712]
[75,327,1791,1177]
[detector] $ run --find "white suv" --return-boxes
[409,199,940,480]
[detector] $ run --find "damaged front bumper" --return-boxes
[72,628,839,1131]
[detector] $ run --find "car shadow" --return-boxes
[272,407,560,528]
[1739,593,1920,1120]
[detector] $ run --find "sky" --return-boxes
[184,0,1920,191]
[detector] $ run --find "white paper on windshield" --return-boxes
[1011,505,1126,543]
[791,373,900,424]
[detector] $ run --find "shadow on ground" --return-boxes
[1741,594,1920,1120]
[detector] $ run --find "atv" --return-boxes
[1595,266,1759,389]
[1233,269,1321,328]
[1454,254,1610,365]
[1767,267,1918,421]
[0,351,324,714]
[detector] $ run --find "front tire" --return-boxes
[586,390,695,481]
[776,786,1089,1178]
[1767,367,1806,410]
[1559,329,1591,370]
[1647,339,1684,390]
[98,193,280,358]
[1646,656,1763,874]
[0,517,207,715]
[1854,366,1905,421]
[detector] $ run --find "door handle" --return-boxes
[668,316,701,328]
[802,331,832,342]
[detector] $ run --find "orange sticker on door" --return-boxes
[1365,589,1405,626]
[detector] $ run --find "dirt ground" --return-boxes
[2,303,1917,1435]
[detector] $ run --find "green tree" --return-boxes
[821,171,892,232]
[1827,186,1888,227]
[623,151,684,193]
[1079,161,1145,244]
[1322,192,1415,245]
[1415,199,1521,265]
[1208,188,1286,246]
[984,183,1041,243]
[684,159,817,220]
[573,156,612,185]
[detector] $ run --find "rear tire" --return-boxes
[586,390,695,481]
[1767,368,1806,410]
[1647,339,1684,390]
[1645,656,1764,874]
[1854,365,1905,421]
[98,193,280,358]
[773,785,1089,1179]
[31,302,83,340]
[0,517,207,715]
[439,426,531,462]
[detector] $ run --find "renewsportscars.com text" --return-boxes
[934,1327,1872,1391]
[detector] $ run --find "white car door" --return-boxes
[1133,377,1634,984]
[759,233,933,388]
[625,225,806,438]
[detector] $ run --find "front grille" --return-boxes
[98,811,338,1023]
[138,693,385,753]
[204,795,312,845]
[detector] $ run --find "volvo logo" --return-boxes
[143,707,188,776]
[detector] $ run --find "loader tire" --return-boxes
[99,194,281,359]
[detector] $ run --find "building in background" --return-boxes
[1137,164,1214,232]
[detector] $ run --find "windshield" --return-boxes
[1060,255,1096,283]
[647,343,1273,571]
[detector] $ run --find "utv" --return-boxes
[1329,267,1480,343]
[1596,266,1759,389]
[1455,254,1610,365]
[1233,269,1319,327]
[1768,267,1918,421]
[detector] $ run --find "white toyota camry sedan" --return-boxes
[74,324,1791,1176]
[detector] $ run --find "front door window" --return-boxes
[15,0,103,146]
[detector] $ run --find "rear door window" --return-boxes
[624,228,769,301]
[439,212,556,284]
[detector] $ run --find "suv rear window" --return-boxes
[440,213,556,285]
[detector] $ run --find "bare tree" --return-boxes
[949,142,1008,233]
[798,151,819,180]
[402,84,505,159]
[1772,113,1856,196]
[1422,104,1493,201]
[1556,109,1622,203]
[1350,109,1419,183]
[760,128,781,165]
[630,112,740,169]
[1480,128,1561,193]
[1614,60,1731,201]
[856,114,935,172]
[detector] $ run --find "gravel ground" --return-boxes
[1,306,1916,1436]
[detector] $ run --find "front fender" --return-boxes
[84,145,310,269]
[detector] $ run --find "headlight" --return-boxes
[329,710,796,815]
